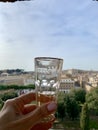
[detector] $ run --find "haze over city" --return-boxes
[0,0,98,71]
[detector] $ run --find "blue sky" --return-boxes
[0,0,98,71]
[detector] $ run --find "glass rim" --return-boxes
[34,57,63,61]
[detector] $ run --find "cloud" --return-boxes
[0,0,98,71]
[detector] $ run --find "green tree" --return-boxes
[1,92,18,101]
[57,92,65,103]
[70,88,86,104]
[86,87,98,110]
[80,103,90,130]
[57,102,66,120]
[64,94,80,120]
[0,84,35,90]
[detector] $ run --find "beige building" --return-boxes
[0,73,35,86]
[0,75,24,85]
[60,78,74,93]
[85,83,92,92]
[88,76,98,88]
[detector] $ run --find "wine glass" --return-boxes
[34,57,63,124]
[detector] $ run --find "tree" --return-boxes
[57,92,65,103]
[64,94,80,120]
[1,92,18,101]
[80,103,90,130]
[70,88,86,104]
[86,87,98,110]
[57,102,66,120]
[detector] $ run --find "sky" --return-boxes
[0,0,98,71]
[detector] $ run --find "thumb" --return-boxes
[35,101,57,119]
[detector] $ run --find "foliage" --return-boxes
[0,91,18,109]
[57,102,66,120]
[70,88,86,104]
[89,119,98,129]
[0,84,35,90]
[80,103,90,130]
[57,89,86,121]
[0,98,4,110]
[0,92,18,101]
[57,92,65,103]
[86,87,98,110]
[6,69,24,74]
[64,94,80,120]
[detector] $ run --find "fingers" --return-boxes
[3,92,55,115]
[3,92,36,112]
[11,92,54,106]
[14,92,36,105]
[19,101,57,129]
[32,101,57,119]
[23,104,37,114]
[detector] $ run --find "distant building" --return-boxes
[0,75,24,85]
[88,76,98,88]
[0,72,35,86]
[85,83,92,92]
[1,72,9,77]
[60,78,74,93]
[24,78,35,85]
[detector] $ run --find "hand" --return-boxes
[31,116,55,130]
[0,92,57,130]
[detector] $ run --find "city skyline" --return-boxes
[0,0,98,71]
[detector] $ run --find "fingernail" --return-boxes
[47,102,57,111]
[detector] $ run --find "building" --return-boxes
[60,78,75,93]
[0,73,35,86]
[88,76,98,88]
[0,75,24,85]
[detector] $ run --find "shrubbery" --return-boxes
[57,88,86,120]
[0,84,35,90]
[0,92,18,101]
[0,84,35,109]
[80,103,90,130]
